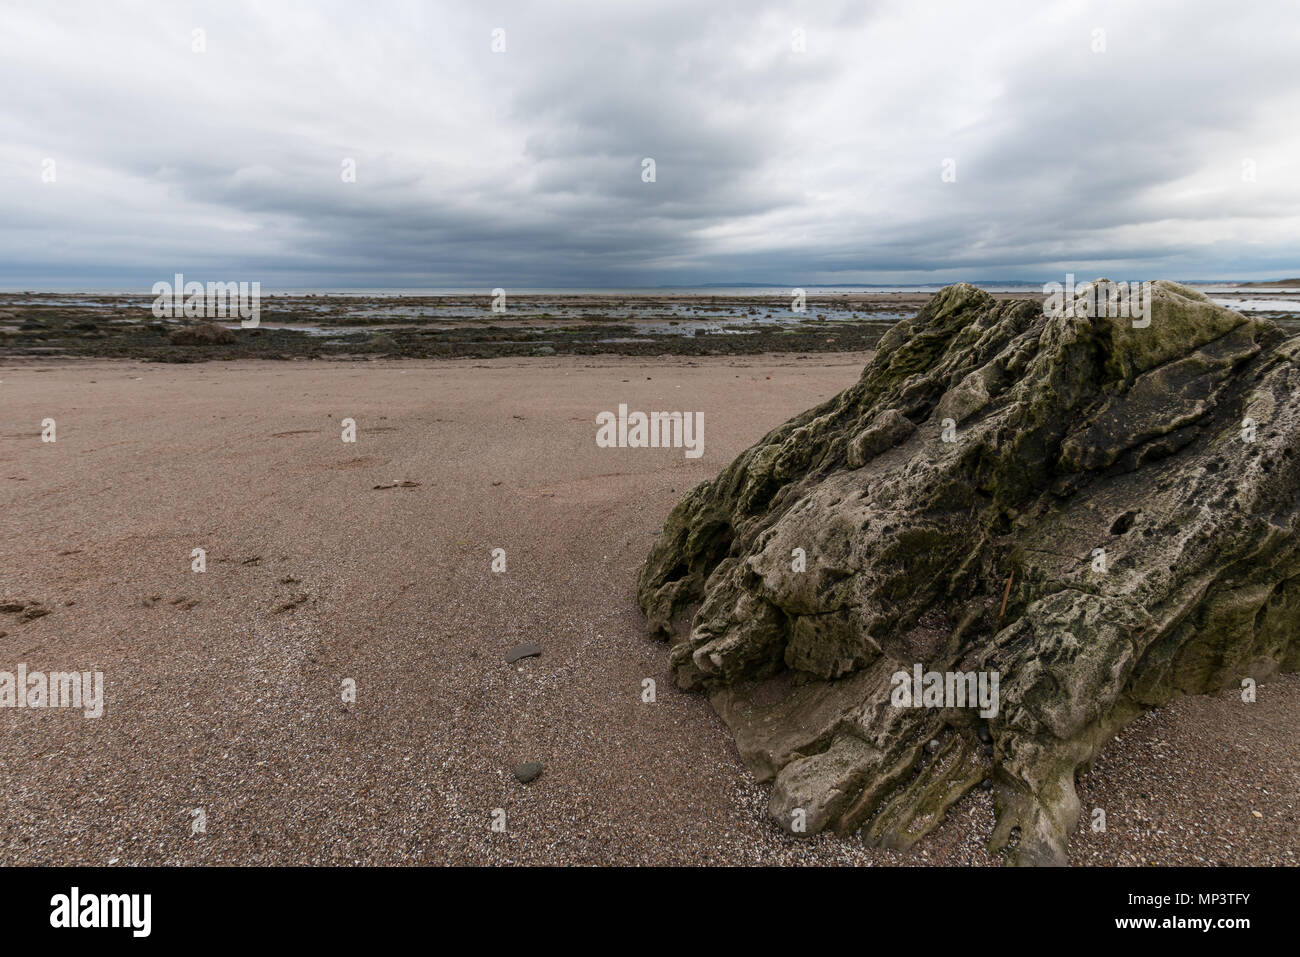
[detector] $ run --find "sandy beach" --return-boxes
[1,354,1295,866]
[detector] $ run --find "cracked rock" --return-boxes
[639,281,1300,865]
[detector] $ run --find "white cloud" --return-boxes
[0,0,1297,287]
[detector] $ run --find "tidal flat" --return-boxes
[4,286,1294,363]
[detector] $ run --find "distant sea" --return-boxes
[4,281,1289,296]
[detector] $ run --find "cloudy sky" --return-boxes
[2,0,1298,288]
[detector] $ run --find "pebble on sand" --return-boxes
[513,762,543,784]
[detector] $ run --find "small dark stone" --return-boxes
[513,762,543,784]
[505,644,541,663]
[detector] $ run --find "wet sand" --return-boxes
[0,355,1295,865]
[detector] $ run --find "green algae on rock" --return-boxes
[638,280,1300,865]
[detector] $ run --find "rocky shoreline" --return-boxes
[0,292,907,361]
[5,288,1296,363]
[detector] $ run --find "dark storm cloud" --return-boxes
[0,0,1297,288]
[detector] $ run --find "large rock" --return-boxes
[638,281,1300,865]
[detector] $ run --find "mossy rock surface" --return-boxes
[638,280,1300,865]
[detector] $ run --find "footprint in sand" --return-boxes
[273,593,309,614]
[2,600,51,622]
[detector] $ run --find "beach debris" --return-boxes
[505,644,542,664]
[372,480,421,490]
[513,762,543,784]
[639,280,1300,865]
